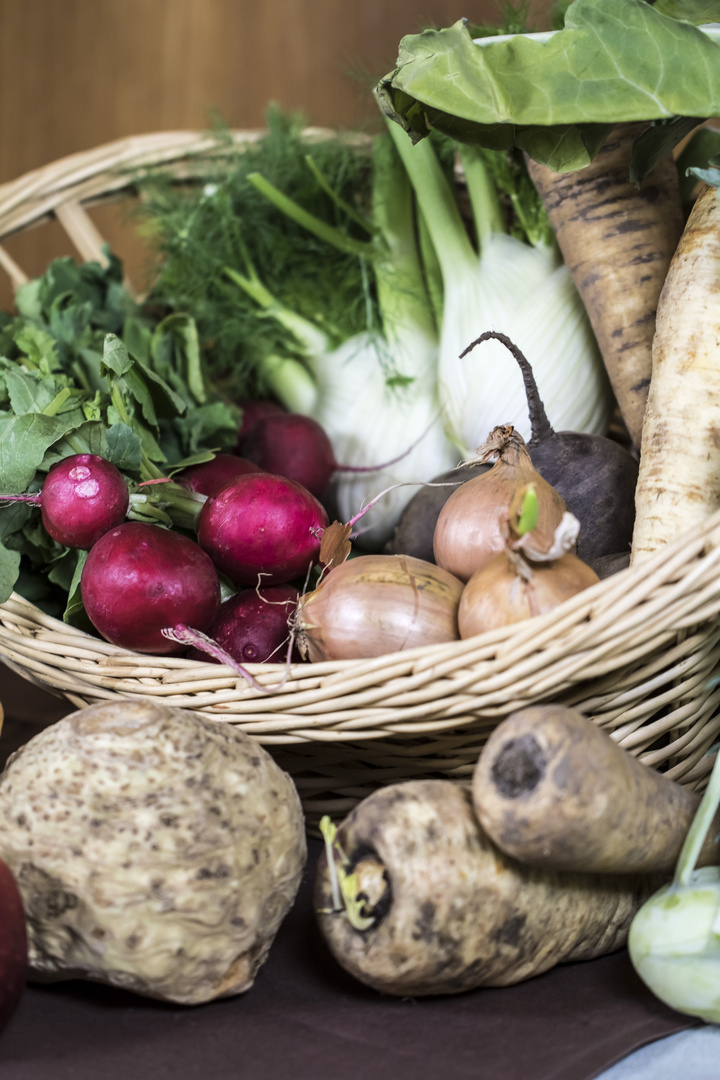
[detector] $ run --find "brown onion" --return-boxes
[295,554,464,662]
[433,425,567,582]
[458,549,599,639]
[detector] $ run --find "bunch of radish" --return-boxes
[1,418,334,677]
[2,384,608,680]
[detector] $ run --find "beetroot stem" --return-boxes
[460,330,554,445]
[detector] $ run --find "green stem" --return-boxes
[246,172,375,259]
[417,206,444,335]
[108,381,164,481]
[303,154,376,234]
[371,132,437,345]
[258,354,318,413]
[223,266,330,358]
[676,747,720,888]
[133,481,207,532]
[385,119,477,287]
[42,387,72,417]
[458,145,506,246]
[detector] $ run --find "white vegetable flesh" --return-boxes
[386,125,613,457]
[631,182,720,564]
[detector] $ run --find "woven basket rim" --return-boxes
[3,502,720,745]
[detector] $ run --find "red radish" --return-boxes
[197,472,328,587]
[0,857,27,1033]
[0,453,129,549]
[239,412,337,499]
[175,453,261,497]
[238,410,431,504]
[186,584,299,666]
[234,398,286,450]
[81,521,221,654]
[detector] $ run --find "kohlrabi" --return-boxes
[628,744,720,1023]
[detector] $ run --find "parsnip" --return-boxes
[473,705,720,875]
[631,182,720,563]
[315,781,657,997]
[526,123,684,450]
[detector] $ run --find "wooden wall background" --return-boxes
[0,0,553,310]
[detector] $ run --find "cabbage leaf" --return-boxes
[375,0,720,172]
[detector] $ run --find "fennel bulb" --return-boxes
[231,132,457,547]
[386,125,613,457]
[297,328,455,548]
[629,744,720,1023]
[257,320,455,548]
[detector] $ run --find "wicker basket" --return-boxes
[1,132,719,824]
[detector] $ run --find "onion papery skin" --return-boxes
[433,427,567,583]
[458,551,599,639]
[295,554,464,662]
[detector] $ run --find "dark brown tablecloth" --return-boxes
[0,664,697,1080]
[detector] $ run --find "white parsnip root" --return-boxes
[631,183,720,564]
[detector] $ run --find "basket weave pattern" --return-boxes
[0,132,718,819]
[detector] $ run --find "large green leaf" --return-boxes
[0,413,75,491]
[376,0,720,171]
[0,543,21,603]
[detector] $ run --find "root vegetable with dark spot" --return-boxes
[525,123,685,450]
[472,704,720,876]
[315,780,658,997]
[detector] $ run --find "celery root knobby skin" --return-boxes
[631,183,720,564]
[525,123,684,451]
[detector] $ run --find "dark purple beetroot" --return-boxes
[197,472,329,587]
[175,453,262,497]
[239,413,337,500]
[461,332,639,569]
[81,521,221,654]
[187,584,299,666]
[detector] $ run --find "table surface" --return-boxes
[0,663,699,1080]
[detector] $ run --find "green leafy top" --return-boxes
[375,0,720,172]
[136,108,377,396]
[0,252,241,613]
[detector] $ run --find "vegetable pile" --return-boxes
[4,0,720,1024]
[3,1,720,667]
[314,705,720,1001]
